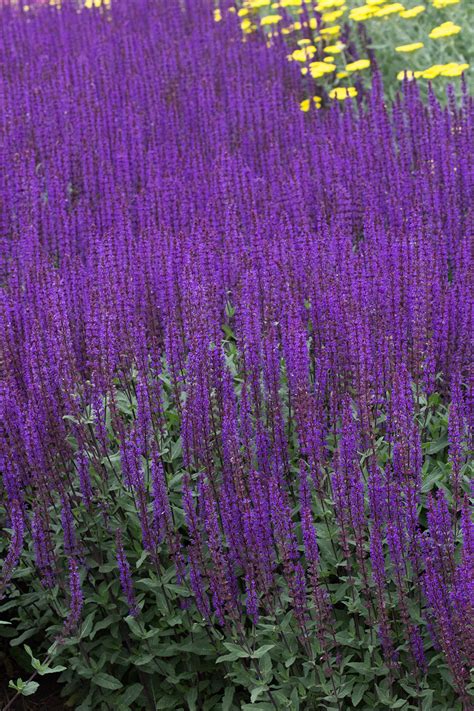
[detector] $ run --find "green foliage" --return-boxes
[0,355,471,709]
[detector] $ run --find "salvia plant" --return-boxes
[0,0,472,709]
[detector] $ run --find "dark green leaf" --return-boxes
[92,672,123,690]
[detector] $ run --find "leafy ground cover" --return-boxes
[0,0,473,709]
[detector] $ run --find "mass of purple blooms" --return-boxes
[0,0,472,708]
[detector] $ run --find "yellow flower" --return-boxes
[433,0,459,7]
[397,69,423,79]
[237,7,249,15]
[429,22,461,39]
[315,0,345,8]
[280,0,303,5]
[324,42,346,54]
[241,18,255,32]
[345,58,371,71]
[214,8,222,21]
[320,25,341,35]
[349,5,378,21]
[337,70,349,78]
[309,60,337,77]
[261,13,283,24]
[248,0,271,6]
[329,86,358,99]
[288,46,317,61]
[399,4,425,17]
[366,0,385,4]
[324,56,336,63]
[322,9,345,22]
[373,2,405,17]
[422,64,445,78]
[300,96,322,111]
[439,62,469,76]
[395,41,424,52]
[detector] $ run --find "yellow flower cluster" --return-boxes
[428,21,461,39]
[432,0,459,7]
[397,62,469,79]
[220,0,469,99]
[300,95,323,111]
[349,2,403,21]
[329,86,358,98]
[395,41,424,51]
[399,5,425,18]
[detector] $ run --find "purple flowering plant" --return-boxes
[0,0,473,709]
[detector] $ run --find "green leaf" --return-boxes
[92,672,123,690]
[424,435,448,455]
[351,684,368,707]
[376,684,393,706]
[39,665,67,675]
[222,686,235,711]
[131,653,154,666]
[186,687,198,711]
[250,685,268,703]
[10,628,37,646]
[119,683,144,708]
[22,681,40,696]
[252,644,275,659]
[9,679,40,697]
[222,642,249,658]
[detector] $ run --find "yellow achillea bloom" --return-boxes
[395,41,424,52]
[214,8,222,21]
[373,2,405,17]
[397,69,423,79]
[248,0,271,6]
[280,0,303,6]
[329,86,358,99]
[309,61,337,77]
[238,8,249,16]
[433,0,459,7]
[300,95,323,111]
[337,70,349,78]
[241,18,255,32]
[298,38,312,46]
[315,0,345,8]
[429,21,461,39]
[288,46,317,61]
[322,9,345,22]
[422,64,445,78]
[311,60,337,73]
[320,25,341,36]
[324,56,336,63]
[324,42,346,54]
[349,5,379,21]
[438,62,469,76]
[346,58,371,71]
[399,4,425,17]
[261,13,283,24]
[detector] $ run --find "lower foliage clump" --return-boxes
[1,364,472,710]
